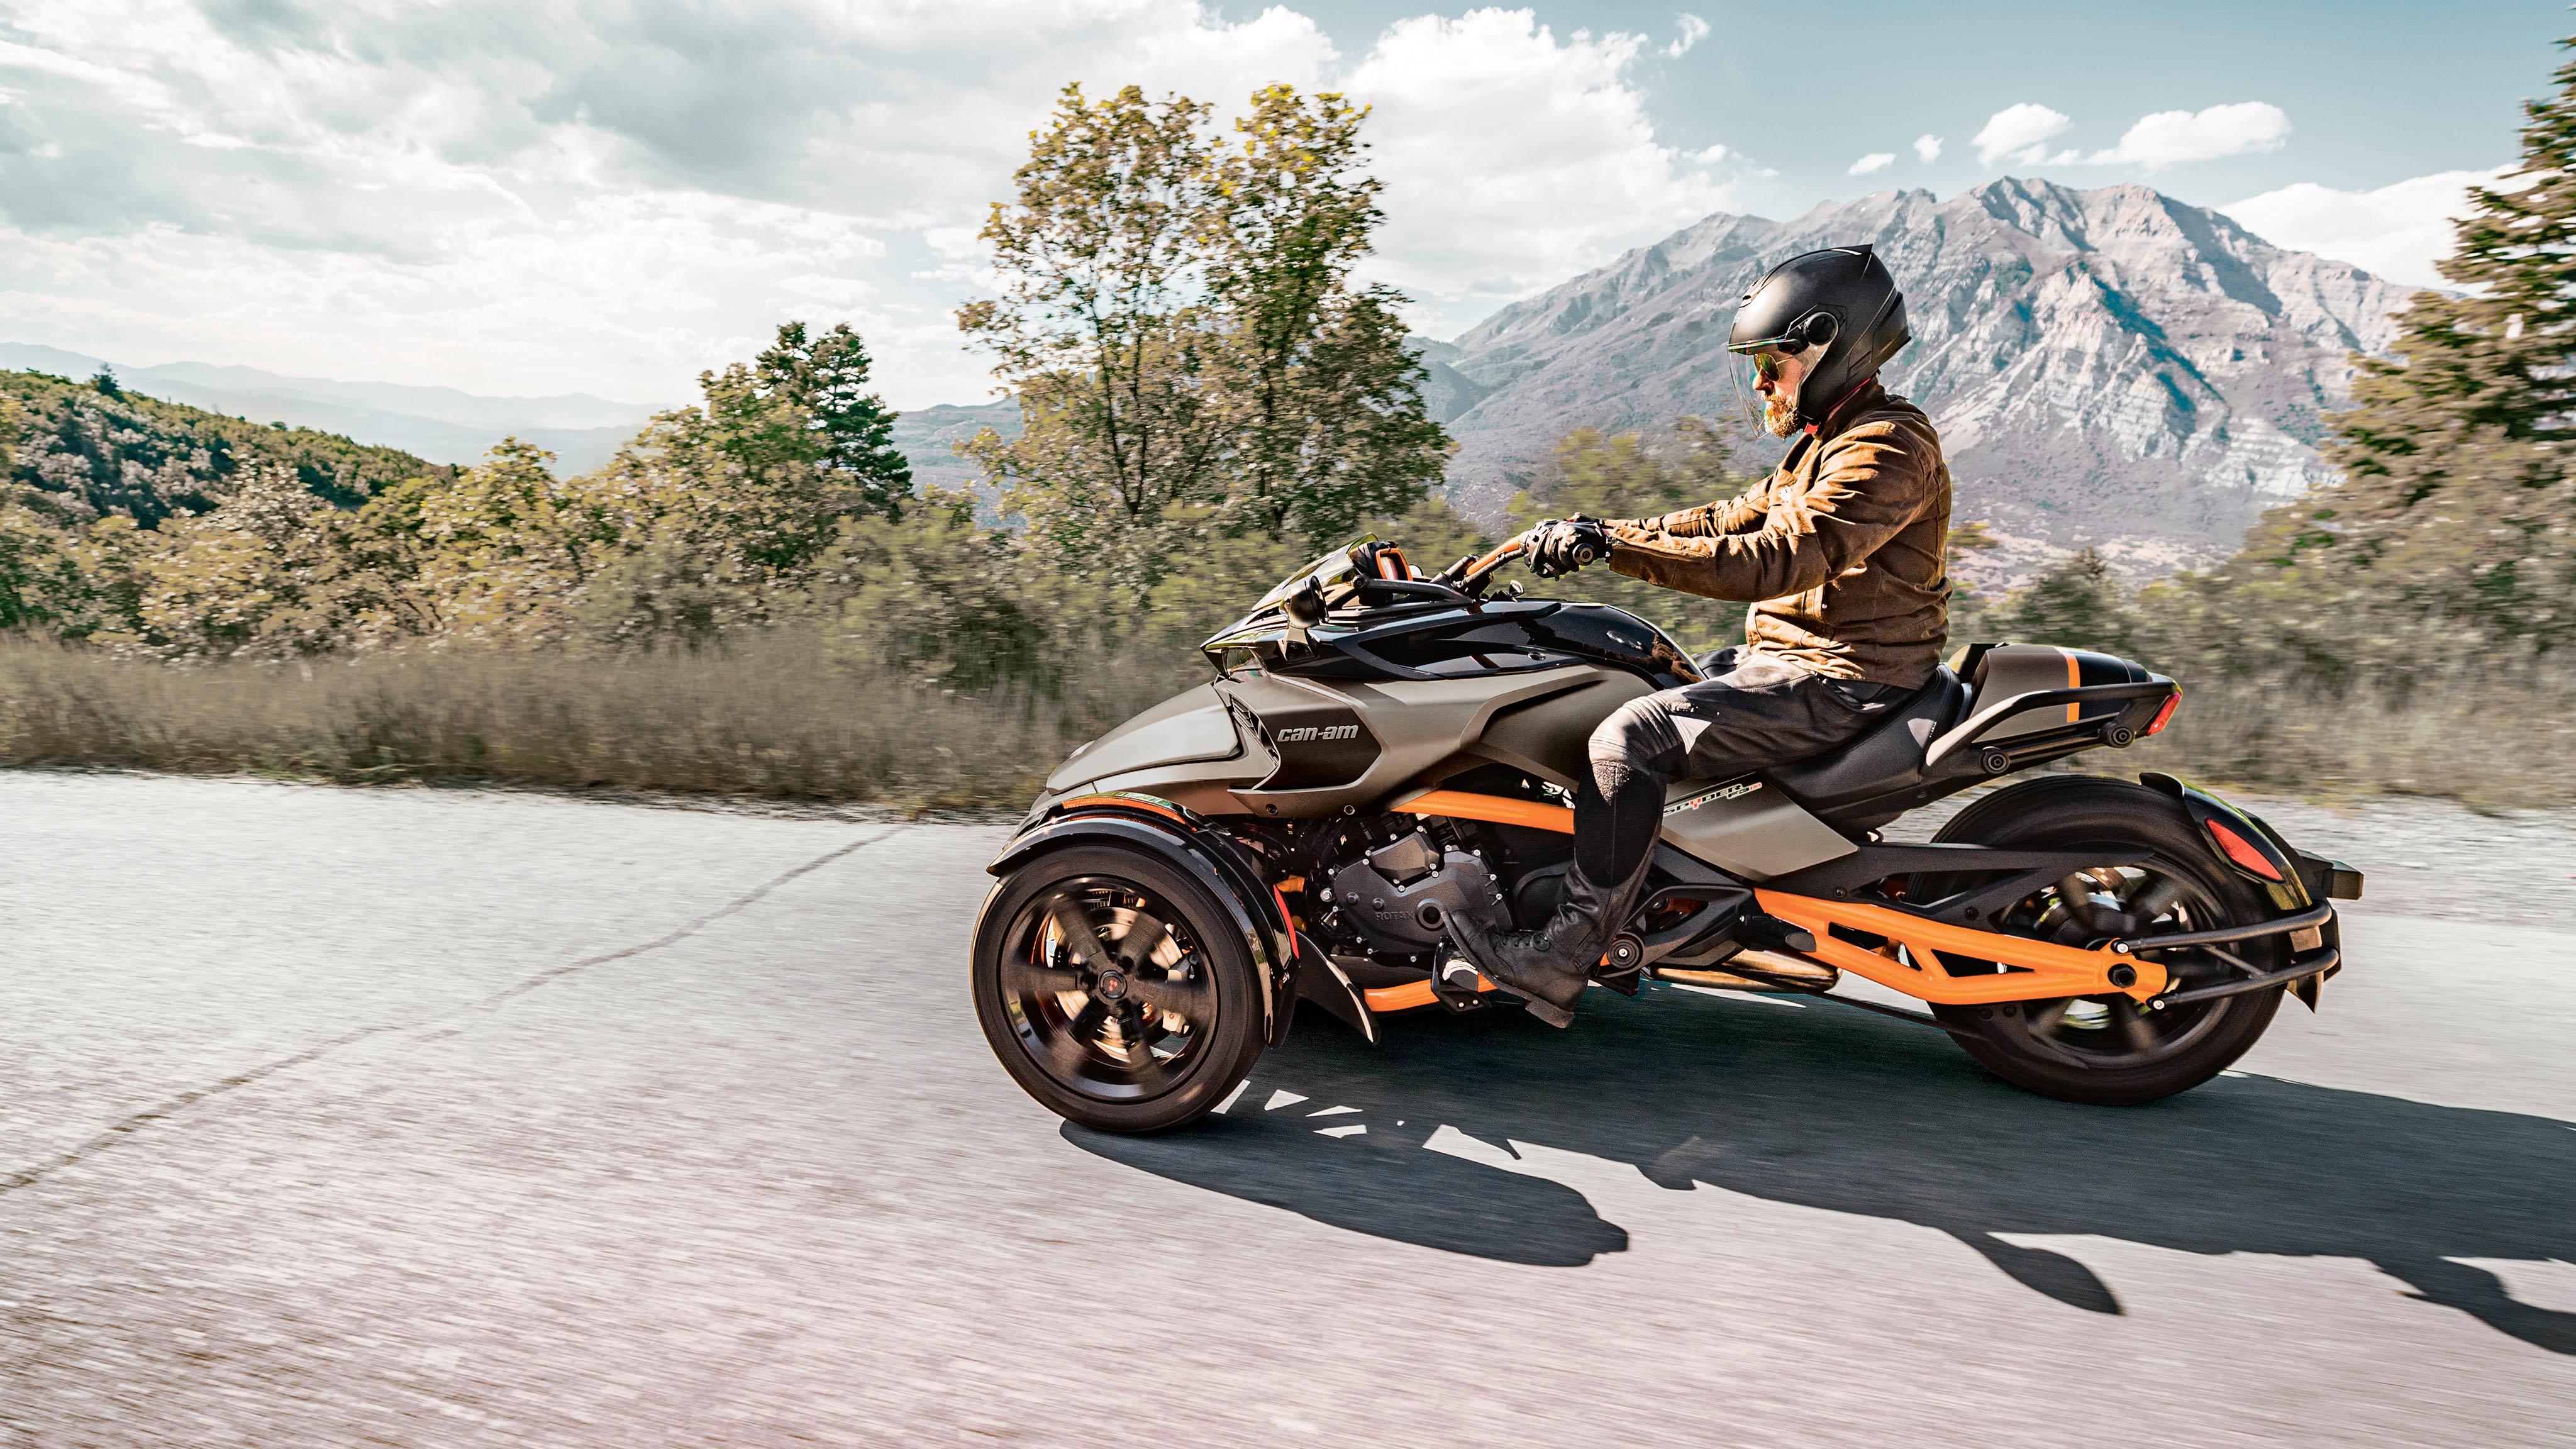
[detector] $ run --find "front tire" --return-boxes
[972,844,1266,1134]
[1922,775,2284,1106]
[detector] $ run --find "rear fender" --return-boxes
[2138,772,2311,913]
[987,795,1301,1047]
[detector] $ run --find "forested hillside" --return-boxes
[3,367,440,524]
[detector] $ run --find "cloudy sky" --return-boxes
[0,1,2556,410]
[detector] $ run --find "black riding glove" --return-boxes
[1527,516,1610,579]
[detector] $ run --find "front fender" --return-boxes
[987,794,1302,1048]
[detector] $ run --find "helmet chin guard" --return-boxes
[1728,243,1913,429]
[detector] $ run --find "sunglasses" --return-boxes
[1750,347,1802,381]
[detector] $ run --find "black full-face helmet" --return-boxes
[1726,243,1912,430]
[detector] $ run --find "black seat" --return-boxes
[1769,667,1970,819]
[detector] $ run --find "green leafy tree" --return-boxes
[2307,38,2576,646]
[757,321,913,522]
[958,85,1226,600]
[959,82,1451,599]
[1943,518,2001,642]
[1205,85,1450,543]
[1993,546,2135,655]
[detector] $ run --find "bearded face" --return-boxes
[1763,385,1801,438]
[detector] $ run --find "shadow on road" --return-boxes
[1070,985,2576,1355]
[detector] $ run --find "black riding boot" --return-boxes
[1445,766,1662,1028]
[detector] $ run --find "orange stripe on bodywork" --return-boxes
[1056,794,1187,825]
[1753,890,2168,1004]
[2064,648,2082,723]
[1398,789,1575,834]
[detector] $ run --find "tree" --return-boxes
[1943,518,2002,642]
[1992,547,2134,655]
[2311,37,2576,647]
[958,83,1451,599]
[959,86,1226,599]
[757,321,913,522]
[1205,85,1450,544]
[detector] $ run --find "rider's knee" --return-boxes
[1591,694,1678,781]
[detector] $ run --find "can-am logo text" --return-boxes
[1277,724,1360,743]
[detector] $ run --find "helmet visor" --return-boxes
[1729,341,1826,439]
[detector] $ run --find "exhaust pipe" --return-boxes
[1654,949,1839,994]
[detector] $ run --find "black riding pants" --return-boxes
[1570,647,1901,889]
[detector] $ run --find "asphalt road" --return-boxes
[2,770,2572,1447]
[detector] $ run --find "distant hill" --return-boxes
[1430,178,2414,586]
[3,368,440,525]
[888,399,1018,497]
[0,345,653,477]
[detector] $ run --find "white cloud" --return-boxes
[1972,103,2071,167]
[1343,10,1731,331]
[2221,167,2506,287]
[1912,133,1942,164]
[2087,101,2290,169]
[1848,152,1895,176]
[0,0,1343,409]
[0,0,1745,408]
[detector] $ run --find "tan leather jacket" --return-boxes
[1606,381,1952,687]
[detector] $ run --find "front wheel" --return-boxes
[1921,775,2285,1106]
[972,843,1266,1133]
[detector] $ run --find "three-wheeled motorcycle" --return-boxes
[972,535,2362,1132]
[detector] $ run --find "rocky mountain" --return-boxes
[1432,178,2417,585]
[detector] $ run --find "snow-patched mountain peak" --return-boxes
[1434,177,2416,584]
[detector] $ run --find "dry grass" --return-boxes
[2112,665,2576,809]
[0,633,1189,810]
[6,636,2570,812]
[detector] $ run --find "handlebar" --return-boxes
[1447,535,1530,595]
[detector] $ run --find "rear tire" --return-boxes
[1923,775,2284,1107]
[972,844,1266,1134]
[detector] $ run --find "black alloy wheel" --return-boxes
[971,845,1265,1133]
[1918,775,2285,1106]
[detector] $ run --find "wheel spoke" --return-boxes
[1118,907,1179,967]
[2107,996,2157,1054]
[1001,953,1084,999]
[2128,876,2186,926]
[1041,894,1116,974]
[1031,1004,1101,1076]
[1124,965,1212,1021]
[2026,998,2072,1038]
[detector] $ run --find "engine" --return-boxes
[1308,823,1511,960]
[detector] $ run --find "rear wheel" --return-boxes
[1921,775,2284,1106]
[972,844,1265,1134]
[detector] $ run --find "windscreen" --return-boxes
[1253,536,1374,613]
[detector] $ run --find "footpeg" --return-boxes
[1431,950,1492,1012]
[1592,933,1645,997]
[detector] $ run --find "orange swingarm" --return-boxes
[1377,791,2161,1011]
[1754,890,2167,1004]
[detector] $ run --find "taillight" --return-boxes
[2146,692,2181,736]
[2206,820,2282,880]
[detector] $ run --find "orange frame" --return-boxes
[1377,790,2169,1010]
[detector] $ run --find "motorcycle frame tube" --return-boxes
[1396,787,1575,834]
[987,798,1302,1046]
[1378,789,2175,1009]
[1753,890,2169,1004]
